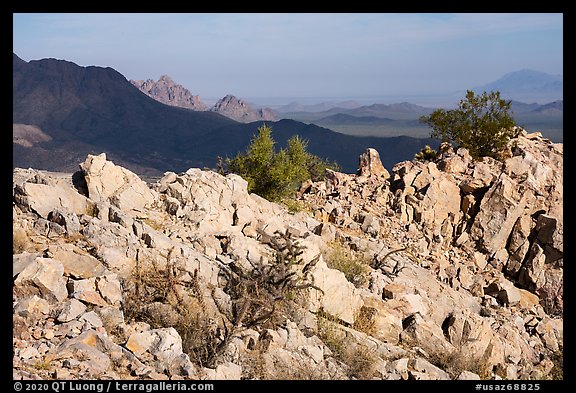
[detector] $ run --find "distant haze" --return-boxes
[13,13,562,105]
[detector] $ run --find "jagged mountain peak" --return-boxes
[130,75,207,111]
[209,94,277,123]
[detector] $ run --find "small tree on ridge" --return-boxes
[419,90,518,160]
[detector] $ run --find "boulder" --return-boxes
[80,153,156,211]
[47,244,106,279]
[357,148,390,178]
[13,181,92,219]
[308,258,364,325]
[14,257,68,303]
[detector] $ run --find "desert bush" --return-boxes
[13,227,30,254]
[221,229,323,331]
[420,90,518,160]
[122,257,222,368]
[427,348,491,379]
[322,240,371,287]
[226,124,338,201]
[316,314,378,379]
[546,352,563,380]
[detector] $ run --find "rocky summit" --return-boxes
[209,94,277,123]
[13,128,562,381]
[130,75,208,111]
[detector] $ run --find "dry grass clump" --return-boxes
[13,226,30,254]
[322,240,371,287]
[316,313,379,379]
[427,348,491,379]
[122,257,222,368]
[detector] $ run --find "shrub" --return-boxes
[13,227,29,254]
[226,124,338,201]
[322,241,371,288]
[427,348,491,379]
[419,90,518,160]
[316,314,379,379]
[414,145,438,161]
[221,229,323,331]
[122,258,222,368]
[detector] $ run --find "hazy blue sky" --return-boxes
[13,13,563,104]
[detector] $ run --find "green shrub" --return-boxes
[419,90,518,160]
[226,124,338,201]
[414,145,438,161]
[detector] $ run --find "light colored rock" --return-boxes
[358,296,403,344]
[47,244,106,279]
[13,252,42,278]
[14,257,68,303]
[412,162,438,191]
[69,278,108,306]
[382,283,406,300]
[518,289,540,310]
[457,370,481,380]
[536,317,562,352]
[80,153,157,211]
[308,258,364,325]
[13,181,92,219]
[79,311,104,328]
[418,176,461,238]
[473,252,488,270]
[411,357,450,380]
[14,295,51,318]
[400,313,455,355]
[126,327,184,369]
[357,148,390,178]
[53,331,112,377]
[47,208,81,234]
[439,154,467,174]
[203,361,242,380]
[485,278,521,306]
[57,299,87,322]
[360,213,380,238]
[95,274,123,305]
[471,174,529,256]
[126,330,156,357]
[388,357,409,380]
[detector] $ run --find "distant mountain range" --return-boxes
[278,95,562,142]
[275,100,363,113]
[13,53,438,175]
[130,75,277,123]
[473,69,562,104]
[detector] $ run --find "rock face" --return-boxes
[209,94,277,123]
[130,75,208,111]
[12,130,562,381]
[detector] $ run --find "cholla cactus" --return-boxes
[414,145,438,161]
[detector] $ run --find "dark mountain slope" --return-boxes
[14,54,437,175]
[13,54,238,155]
[202,119,439,172]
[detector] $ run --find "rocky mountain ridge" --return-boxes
[13,129,562,381]
[130,76,277,123]
[15,53,438,175]
[130,75,208,111]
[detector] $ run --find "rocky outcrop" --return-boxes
[12,130,562,380]
[130,75,277,123]
[209,94,277,123]
[130,75,207,111]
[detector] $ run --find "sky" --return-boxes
[12,13,563,105]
